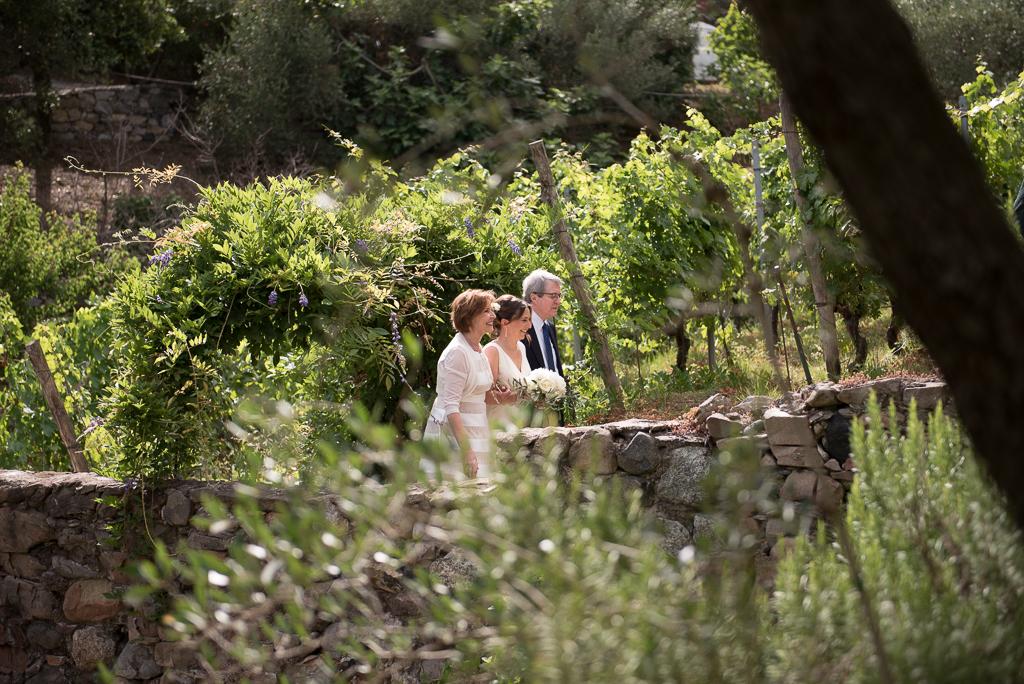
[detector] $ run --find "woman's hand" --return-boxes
[493,386,518,404]
[463,450,480,478]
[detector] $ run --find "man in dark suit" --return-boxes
[522,269,564,377]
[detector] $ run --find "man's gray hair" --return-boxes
[522,269,563,300]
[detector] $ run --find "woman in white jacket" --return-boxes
[423,289,511,479]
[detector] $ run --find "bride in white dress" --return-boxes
[483,295,533,431]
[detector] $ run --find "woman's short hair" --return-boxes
[451,289,496,333]
[522,269,563,301]
[493,294,530,327]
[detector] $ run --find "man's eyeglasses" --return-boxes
[538,292,562,300]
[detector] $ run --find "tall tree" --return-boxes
[0,0,177,211]
[744,0,1024,529]
[779,94,842,381]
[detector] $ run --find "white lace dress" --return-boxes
[484,340,531,431]
[423,333,494,479]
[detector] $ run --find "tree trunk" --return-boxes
[675,323,691,372]
[745,0,1024,530]
[682,155,789,391]
[30,61,54,217]
[780,93,843,381]
[886,297,905,353]
[706,319,716,372]
[836,302,868,371]
[529,140,625,410]
[778,272,814,384]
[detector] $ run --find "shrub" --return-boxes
[0,164,134,330]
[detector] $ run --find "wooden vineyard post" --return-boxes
[528,140,625,411]
[25,340,90,473]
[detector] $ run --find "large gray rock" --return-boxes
[161,490,192,526]
[836,378,902,406]
[71,625,117,669]
[0,509,55,552]
[780,471,818,502]
[1,576,58,619]
[113,642,162,680]
[903,382,948,411]
[732,395,774,418]
[655,447,712,509]
[695,393,731,423]
[26,621,63,651]
[567,428,617,475]
[428,549,478,591]
[659,518,692,556]
[618,432,663,475]
[771,445,825,469]
[705,413,743,441]
[532,428,572,461]
[804,384,840,408]
[764,408,816,447]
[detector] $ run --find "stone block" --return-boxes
[567,428,616,475]
[72,625,117,669]
[52,556,99,579]
[815,475,844,516]
[532,428,571,461]
[695,393,731,422]
[659,518,692,556]
[2,552,45,578]
[763,408,816,447]
[771,445,824,468]
[0,508,56,552]
[161,490,192,526]
[64,579,119,623]
[114,642,162,680]
[804,384,840,409]
[705,413,743,441]
[780,470,818,502]
[618,431,663,475]
[836,378,902,406]
[903,382,948,411]
[26,621,63,651]
[732,395,774,418]
[1,576,58,619]
[655,447,711,509]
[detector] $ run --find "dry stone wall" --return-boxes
[1,84,186,147]
[0,377,948,682]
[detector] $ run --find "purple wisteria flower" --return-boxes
[268,289,278,306]
[463,217,476,238]
[390,311,401,343]
[354,238,369,254]
[508,238,523,256]
[298,292,309,308]
[148,249,173,268]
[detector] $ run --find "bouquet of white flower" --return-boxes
[520,368,567,407]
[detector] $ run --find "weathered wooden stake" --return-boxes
[529,140,625,411]
[25,340,90,473]
[958,94,970,142]
[777,272,814,384]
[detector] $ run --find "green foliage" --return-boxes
[961,68,1024,219]
[772,400,1024,682]
[131,401,1024,681]
[895,0,1024,98]
[0,164,135,331]
[0,301,121,472]
[198,0,698,163]
[708,3,778,125]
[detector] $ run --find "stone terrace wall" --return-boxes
[1,84,186,147]
[0,377,948,682]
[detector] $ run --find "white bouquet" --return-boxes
[521,368,567,406]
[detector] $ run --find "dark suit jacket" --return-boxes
[524,320,564,378]
[524,320,570,424]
